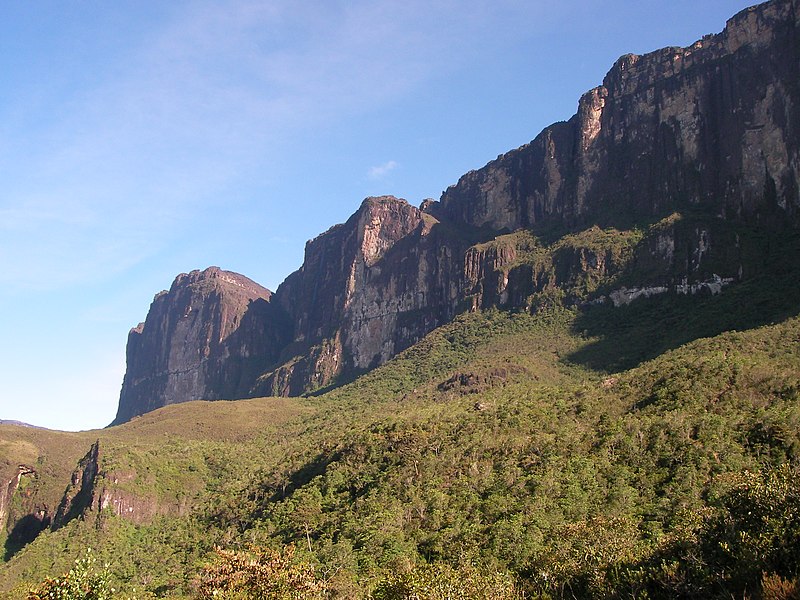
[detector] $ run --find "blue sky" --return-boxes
[0,0,756,431]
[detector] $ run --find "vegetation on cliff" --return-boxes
[3,1,800,595]
[1,256,799,597]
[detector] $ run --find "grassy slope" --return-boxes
[0,218,798,597]
[0,291,798,597]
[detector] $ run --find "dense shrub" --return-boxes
[371,562,520,600]
[196,545,326,599]
[27,551,113,600]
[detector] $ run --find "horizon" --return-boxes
[0,0,757,431]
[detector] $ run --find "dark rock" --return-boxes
[254,195,463,395]
[113,267,290,425]
[437,0,800,233]
[52,442,99,530]
[438,366,526,395]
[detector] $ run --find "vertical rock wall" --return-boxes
[113,267,289,424]
[435,0,800,232]
[114,0,800,422]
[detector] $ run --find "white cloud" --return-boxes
[368,160,399,180]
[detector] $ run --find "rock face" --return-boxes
[433,0,800,232]
[1,465,49,557]
[113,267,290,425]
[51,441,178,530]
[52,442,100,529]
[114,0,800,423]
[254,196,469,396]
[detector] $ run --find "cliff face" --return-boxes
[51,442,183,531]
[113,267,290,425]
[1,466,48,558]
[114,0,800,423]
[434,0,800,232]
[255,196,470,395]
[52,442,100,529]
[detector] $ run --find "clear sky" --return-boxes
[0,0,756,431]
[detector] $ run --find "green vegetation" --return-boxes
[197,546,326,599]
[2,221,799,597]
[372,562,520,599]
[27,550,113,600]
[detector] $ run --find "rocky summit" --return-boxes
[115,0,800,424]
[113,267,290,425]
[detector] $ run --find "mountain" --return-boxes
[3,1,800,596]
[113,0,800,424]
[113,267,290,425]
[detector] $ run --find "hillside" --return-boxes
[2,0,800,597]
[2,259,799,596]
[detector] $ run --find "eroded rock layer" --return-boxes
[433,0,800,232]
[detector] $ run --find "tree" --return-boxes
[371,562,520,600]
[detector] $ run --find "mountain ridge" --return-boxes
[116,0,799,424]
[4,1,800,596]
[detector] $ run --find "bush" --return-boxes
[196,545,326,599]
[371,562,520,600]
[27,550,113,600]
[702,464,800,593]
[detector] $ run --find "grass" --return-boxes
[1,220,799,597]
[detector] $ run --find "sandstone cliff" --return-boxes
[254,196,470,395]
[113,267,290,424]
[433,0,799,232]
[114,0,800,423]
[1,465,47,558]
[50,441,183,531]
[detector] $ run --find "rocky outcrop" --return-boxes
[114,0,800,422]
[432,0,800,233]
[0,467,30,536]
[255,196,470,395]
[52,442,99,529]
[113,267,290,424]
[437,366,528,395]
[1,466,49,558]
[52,441,180,530]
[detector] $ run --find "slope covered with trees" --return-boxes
[2,0,800,596]
[1,260,799,597]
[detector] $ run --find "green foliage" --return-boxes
[702,464,800,593]
[526,516,642,598]
[196,545,326,599]
[371,562,520,600]
[27,550,113,600]
[531,464,800,599]
[3,285,800,598]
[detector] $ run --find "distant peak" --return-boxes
[169,267,272,297]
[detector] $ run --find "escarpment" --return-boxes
[114,0,800,423]
[1,466,48,559]
[113,267,290,425]
[434,0,800,232]
[50,441,185,532]
[254,196,469,396]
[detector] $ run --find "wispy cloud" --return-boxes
[368,160,398,180]
[0,0,552,294]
